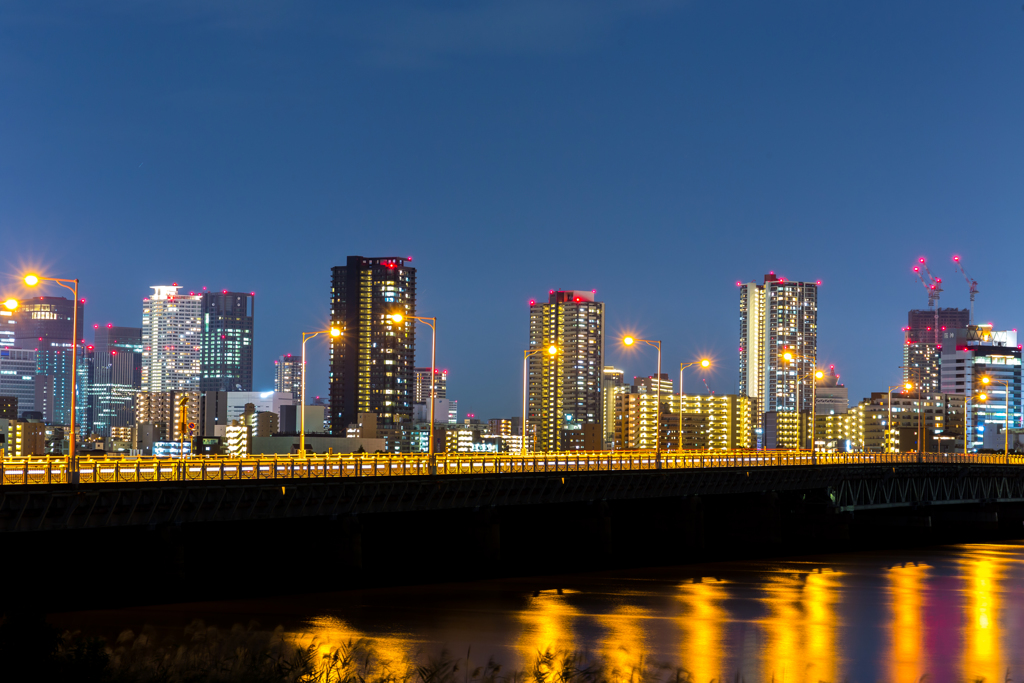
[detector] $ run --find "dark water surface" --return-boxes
[52,542,1024,682]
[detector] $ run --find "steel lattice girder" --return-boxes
[0,464,1022,532]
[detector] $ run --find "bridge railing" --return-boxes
[2,450,1024,486]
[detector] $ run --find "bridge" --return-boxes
[1,450,1023,533]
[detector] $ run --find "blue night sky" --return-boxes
[1,1,1022,420]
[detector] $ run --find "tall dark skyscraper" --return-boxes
[199,291,255,392]
[14,296,84,425]
[89,326,143,436]
[329,256,416,433]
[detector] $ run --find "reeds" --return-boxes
[2,616,727,683]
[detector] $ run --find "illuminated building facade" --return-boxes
[14,296,83,426]
[414,367,447,402]
[89,326,143,437]
[142,286,202,393]
[274,354,302,401]
[601,366,625,448]
[0,349,36,416]
[135,390,200,443]
[200,291,255,392]
[941,325,1022,451]
[614,392,753,450]
[738,273,818,427]
[527,290,605,451]
[329,256,417,432]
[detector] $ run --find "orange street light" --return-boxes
[678,358,712,454]
[24,272,81,472]
[980,375,1010,460]
[300,327,342,455]
[623,336,663,466]
[391,312,438,470]
[3,299,17,311]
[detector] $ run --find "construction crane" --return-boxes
[911,257,943,344]
[952,255,979,325]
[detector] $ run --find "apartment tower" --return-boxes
[329,257,417,432]
[274,354,302,401]
[527,290,605,451]
[739,273,818,427]
[142,286,202,393]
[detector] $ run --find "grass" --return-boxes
[0,613,718,683]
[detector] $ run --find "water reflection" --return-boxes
[51,541,1024,681]
[675,578,727,682]
[959,545,1009,683]
[885,562,929,682]
[516,589,581,660]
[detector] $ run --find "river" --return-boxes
[52,541,1024,682]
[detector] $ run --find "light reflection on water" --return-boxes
[53,542,1024,682]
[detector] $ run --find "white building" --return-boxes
[142,286,202,393]
[739,273,818,423]
[225,391,295,425]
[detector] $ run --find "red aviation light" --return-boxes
[93,324,99,329]
[736,281,742,286]
[919,258,925,264]
[574,297,581,302]
[913,266,920,272]
[941,326,946,330]
[107,323,112,328]
[954,255,961,262]
[110,350,116,355]
[816,280,822,285]
[529,300,536,306]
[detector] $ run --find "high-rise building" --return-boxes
[329,257,417,431]
[14,296,83,425]
[274,354,302,400]
[601,366,625,448]
[142,286,202,393]
[200,291,255,392]
[903,308,970,394]
[940,325,1021,451]
[414,367,447,403]
[527,290,605,451]
[0,349,36,417]
[89,326,143,437]
[739,273,818,422]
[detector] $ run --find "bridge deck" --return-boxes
[1,450,1022,486]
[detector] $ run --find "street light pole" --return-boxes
[23,274,80,476]
[391,314,437,471]
[624,337,662,468]
[783,351,820,455]
[300,327,341,455]
[964,391,987,459]
[886,385,902,453]
[678,359,711,454]
[982,376,1011,461]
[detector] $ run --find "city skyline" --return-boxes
[2,2,1022,420]
[0,259,1017,426]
